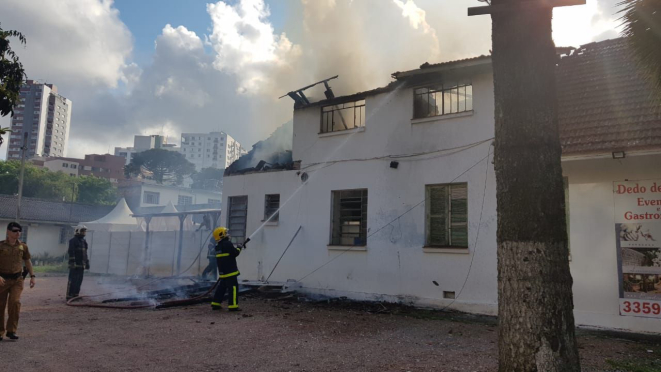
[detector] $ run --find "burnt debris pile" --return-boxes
[225,121,296,176]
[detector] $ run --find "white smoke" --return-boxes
[207,0,303,94]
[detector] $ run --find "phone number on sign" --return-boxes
[620,299,661,318]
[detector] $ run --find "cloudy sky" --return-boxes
[0,0,623,160]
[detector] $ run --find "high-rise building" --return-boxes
[114,134,178,165]
[5,80,72,160]
[180,132,246,171]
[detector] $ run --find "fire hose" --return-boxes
[66,238,251,310]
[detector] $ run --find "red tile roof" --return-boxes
[557,38,661,155]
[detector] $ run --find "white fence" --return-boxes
[87,230,214,277]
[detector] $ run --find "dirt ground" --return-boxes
[1,276,660,372]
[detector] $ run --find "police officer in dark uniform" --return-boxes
[66,225,90,300]
[210,227,243,311]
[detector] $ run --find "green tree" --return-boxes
[0,23,27,147]
[191,167,223,190]
[0,160,117,205]
[619,0,661,91]
[76,176,116,205]
[125,148,196,185]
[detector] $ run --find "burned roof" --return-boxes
[557,38,661,156]
[0,195,114,224]
[392,55,492,79]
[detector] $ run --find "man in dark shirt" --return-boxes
[66,225,89,300]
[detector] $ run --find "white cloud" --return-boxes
[1,0,133,90]
[207,0,302,94]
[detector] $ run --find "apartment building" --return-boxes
[6,80,72,160]
[180,131,246,171]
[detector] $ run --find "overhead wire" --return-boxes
[439,144,491,311]
[299,137,493,171]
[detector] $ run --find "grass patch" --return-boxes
[33,263,68,273]
[606,359,661,372]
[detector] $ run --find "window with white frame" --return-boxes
[414,83,472,119]
[264,194,280,222]
[143,191,160,205]
[178,195,193,206]
[330,189,368,246]
[425,183,468,248]
[227,196,248,244]
[321,100,366,133]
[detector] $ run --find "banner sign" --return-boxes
[613,180,661,318]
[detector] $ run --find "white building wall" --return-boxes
[43,159,79,176]
[181,132,245,171]
[564,153,661,334]
[139,183,222,208]
[0,221,70,257]
[222,65,661,334]
[223,71,499,314]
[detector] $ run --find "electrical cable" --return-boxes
[297,147,493,282]
[299,137,493,171]
[439,144,491,312]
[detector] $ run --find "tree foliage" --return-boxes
[619,0,661,91]
[0,160,116,205]
[125,148,196,185]
[191,167,223,190]
[0,23,27,147]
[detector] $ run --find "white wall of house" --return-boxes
[223,57,661,334]
[563,153,661,334]
[138,183,222,208]
[43,158,79,177]
[223,69,499,314]
[0,220,69,258]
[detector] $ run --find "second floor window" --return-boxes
[321,100,365,133]
[414,84,472,119]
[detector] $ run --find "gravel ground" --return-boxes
[1,276,660,372]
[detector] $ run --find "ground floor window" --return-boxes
[227,196,248,244]
[59,226,74,244]
[143,191,160,205]
[331,189,368,246]
[178,195,193,206]
[426,183,468,248]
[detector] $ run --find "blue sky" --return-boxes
[114,0,291,66]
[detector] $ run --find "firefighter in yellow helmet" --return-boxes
[210,227,244,311]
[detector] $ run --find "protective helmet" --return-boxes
[75,225,88,234]
[213,227,228,241]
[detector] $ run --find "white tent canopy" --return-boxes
[142,202,195,232]
[82,198,143,232]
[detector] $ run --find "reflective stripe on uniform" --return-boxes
[219,271,239,278]
[211,302,222,306]
[215,253,229,258]
[232,286,237,306]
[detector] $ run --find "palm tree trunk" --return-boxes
[491,1,581,370]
